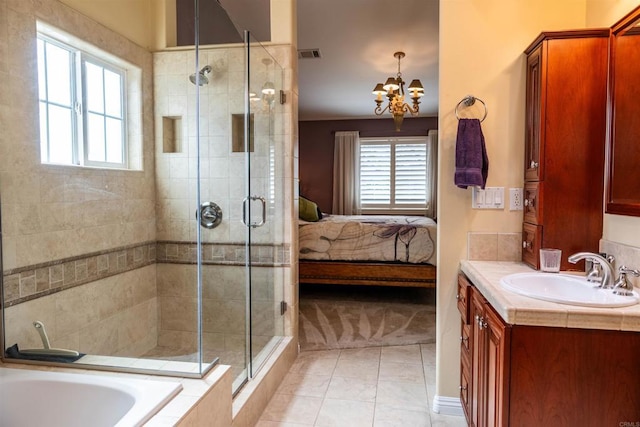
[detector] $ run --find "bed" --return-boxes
[298,214,437,288]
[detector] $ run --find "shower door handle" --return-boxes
[242,196,266,228]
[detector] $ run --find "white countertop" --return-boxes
[460,260,640,332]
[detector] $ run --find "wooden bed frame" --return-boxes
[299,260,436,288]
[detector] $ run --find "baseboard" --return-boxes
[432,395,465,416]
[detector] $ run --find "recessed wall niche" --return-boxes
[232,113,254,152]
[162,116,182,153]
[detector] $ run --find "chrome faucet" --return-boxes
[568,252,615,289]
[613,266,640,296]
[586,253,615,284]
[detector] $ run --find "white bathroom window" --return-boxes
[359,136,429,213]
[37,28,128,169]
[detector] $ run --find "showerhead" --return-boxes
[189,65,212,86]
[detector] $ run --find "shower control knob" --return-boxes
[197,202,223,229]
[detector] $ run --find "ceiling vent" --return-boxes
[298,48,322,59]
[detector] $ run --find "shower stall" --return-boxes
[0,0,292,395]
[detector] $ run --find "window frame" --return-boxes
[359,136,429,214]
[37,31,128,169]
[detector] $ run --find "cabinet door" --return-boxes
[457,274,471,324]
[523,181,542,225]
[484,305,510,427]
[525,44,544,181]
[469,287,486,427]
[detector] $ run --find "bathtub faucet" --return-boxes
[568,252,615,289]
[20,321,80,358]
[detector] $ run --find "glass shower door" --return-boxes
[245,34,285,379]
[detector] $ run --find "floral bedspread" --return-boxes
[299,215,437,265]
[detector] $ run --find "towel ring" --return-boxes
[455,95,487,122]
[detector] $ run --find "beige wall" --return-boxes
[57,0,296,50]
[59,0,157,49]
[437,0,590,400]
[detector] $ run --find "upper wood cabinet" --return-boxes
[522,30,609,271]
[606,5,640,216]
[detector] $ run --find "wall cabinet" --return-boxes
[523,31,609,271]
[458,273,640,426]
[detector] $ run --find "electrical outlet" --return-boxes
[510,188,523,211]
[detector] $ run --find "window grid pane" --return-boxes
[37,37,75,165]
[84,58,125,167]
[87,112,106,162]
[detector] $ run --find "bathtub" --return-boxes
[0,367,182,426]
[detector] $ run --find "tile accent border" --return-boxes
[3,242,157,307]
[156,241,291,267]
[3,241,291,307]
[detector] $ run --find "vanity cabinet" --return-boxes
[523,31,609,271]
[458,274,510,426]
[458,272,640,426]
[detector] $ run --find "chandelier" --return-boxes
[372,51,424,131]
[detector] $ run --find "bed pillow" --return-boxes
[299,196,322,221]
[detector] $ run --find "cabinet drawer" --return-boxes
[461,323,471,355]
[522,222,542,269]
[524,182,542,224]
[460,323,471,372]
[460,364,471,421]
[457,274,471,324]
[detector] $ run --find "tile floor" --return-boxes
[256,343,468,426]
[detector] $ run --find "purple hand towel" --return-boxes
[454,118,489,189]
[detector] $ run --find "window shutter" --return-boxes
[395,143,427,204]
[360,144,391,204]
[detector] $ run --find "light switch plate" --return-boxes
[473,187,505,209]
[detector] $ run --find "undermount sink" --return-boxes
[500,272,640,308]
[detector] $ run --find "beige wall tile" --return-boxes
[498,232,523,261]
[467,232,498,261]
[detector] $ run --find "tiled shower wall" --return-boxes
[0,0,157,357]
[0,0,156,271]
[153,45,295,348]
[0,0,296,364]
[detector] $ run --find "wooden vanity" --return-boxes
[459,261,640,427]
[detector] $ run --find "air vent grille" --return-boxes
[298,48,322,59]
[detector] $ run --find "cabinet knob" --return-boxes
[476,315,488,329]
[530,160,539,169]
[459,385,468,391]
[523,240,532,249]
[460,336,469,344]
[524,198,535,207]
[455,293,460,300]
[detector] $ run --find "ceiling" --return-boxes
[221,0,439,122]
[296,0,439,121]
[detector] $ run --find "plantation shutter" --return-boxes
[359,137,429,211]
